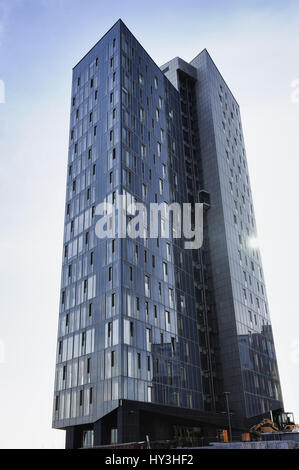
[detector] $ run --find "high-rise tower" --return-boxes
[53,20,283,448]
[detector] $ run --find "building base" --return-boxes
[65,400,252,449]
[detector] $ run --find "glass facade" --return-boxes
[53,20,203,434]
[53,20,283,444]
[163,51,283,418]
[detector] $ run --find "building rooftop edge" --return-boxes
[72,18,122,70]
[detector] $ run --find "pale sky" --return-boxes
[0,0,298,449]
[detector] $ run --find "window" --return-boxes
[157,142,162,157]
[136,297,140,312]
[142,184,147,200]
[159,179,163,195]
[145,275,150,297]
[249,310,253,323]
[178,316,183,335]
[111,428,118,444]
[158,282,162,298]
[108,322,112,338]
[63,365,67,381]
[146,328,152,344]
[112,293,115,307]
[89,388,93,405]
[137,353,141,369]
[108,266,112,282]
[168,288,174,308]
[89,303,92,317]
[111,350,115,367]
[168,362,173,385]
[163,262,168,280]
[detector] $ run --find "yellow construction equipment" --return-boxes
[250,419,279,438]
[250,411,299,438]
[275,411,299,432]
